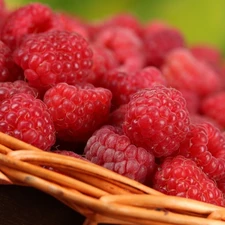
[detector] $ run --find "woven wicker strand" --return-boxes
[0,132,225,225]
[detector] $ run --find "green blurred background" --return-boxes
[6,0,225,55]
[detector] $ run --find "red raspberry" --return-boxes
[0,40,23,82]
[0,80,38,102]
[13,30,93,92]
[84,125,156,183]
[123,85,190,157]
[201,91,225,128]
[94,26,146,73]
[94,13,142,37]
[43,82,112,142]
[142,21,185,68]
[98,67,166,107]
[153,155,224,206]
[1,3,61,50]
[190,44,222,67]
[53,12,89,40]
[108,104,128,128]
[178,89,200,114]
[85,44,118,86]
[0,93,55,150]
[177,122,225,181]
[162,48,221,97]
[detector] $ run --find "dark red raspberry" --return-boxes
[0,93,55,150]
[13,30,93,92]
[1,3,62,50]
[201,91,225,128]
[84,125,156,183]
[94,26,146,73]
[190,44,222,68]
[162,48,221,97]
[108,104,128,128]
[153,155,224,206]
[98,67,166,107]
[123,85,190,157]
[85,44,118,86]
[177,122,225,181]
[0,80,38,102]
[0,40,23,82]
[142,21,185,68]
[43,82,112,142]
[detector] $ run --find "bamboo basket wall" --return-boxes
[0,131,225,225]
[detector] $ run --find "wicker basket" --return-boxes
[0,131,225,225]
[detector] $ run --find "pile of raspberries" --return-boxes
[1,0,225,206]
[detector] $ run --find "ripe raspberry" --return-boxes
[178,89,200,114]
[95,13,142,37]
[98,67,166,107]
[84,125,156,183]
[0,80,38,102]
[142,21,185,67]
[190,44,222,67]
[201,91,225,128]
[0,93,55,150]
[13,30,93,92]
[1,3,61,50]
[94,26,146,73]
[108,104,128,128]
[177,122,225,181]
[123,85,190,157]
[153,155,224,206]
[85,44,118,86]
[53,12,89,40]
[43,82,112,142]
[162,48,221,97]
[0,40,23,82]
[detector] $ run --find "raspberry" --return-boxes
[201,91,225,128]
[123,85,190,157]
[142,21,185,67]
[94,26,146,73]
[95,13,142,37]
[1,3,61,50]
[85,44,118,86]
[53,12,89,40]
[177,122,225,181]
[98,67,166,107]
[13,30,93,92]
[153,155,224,206]
[84,125,156,183]
[108,104,128,128]
[190,44,222,67]
[162,48,221,97]
[0,80,38,102]
[178,89,200,114]
[43,82,112,142]
[0,93,55,150]
[0,40,23,82]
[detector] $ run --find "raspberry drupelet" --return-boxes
[84,125,156,183]
[0,93,55,150]
[123,85,190,157]
[153,155,225,206]
[13,30,93,92]
[43,82,112,142]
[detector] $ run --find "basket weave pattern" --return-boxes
[0,131,225,225]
